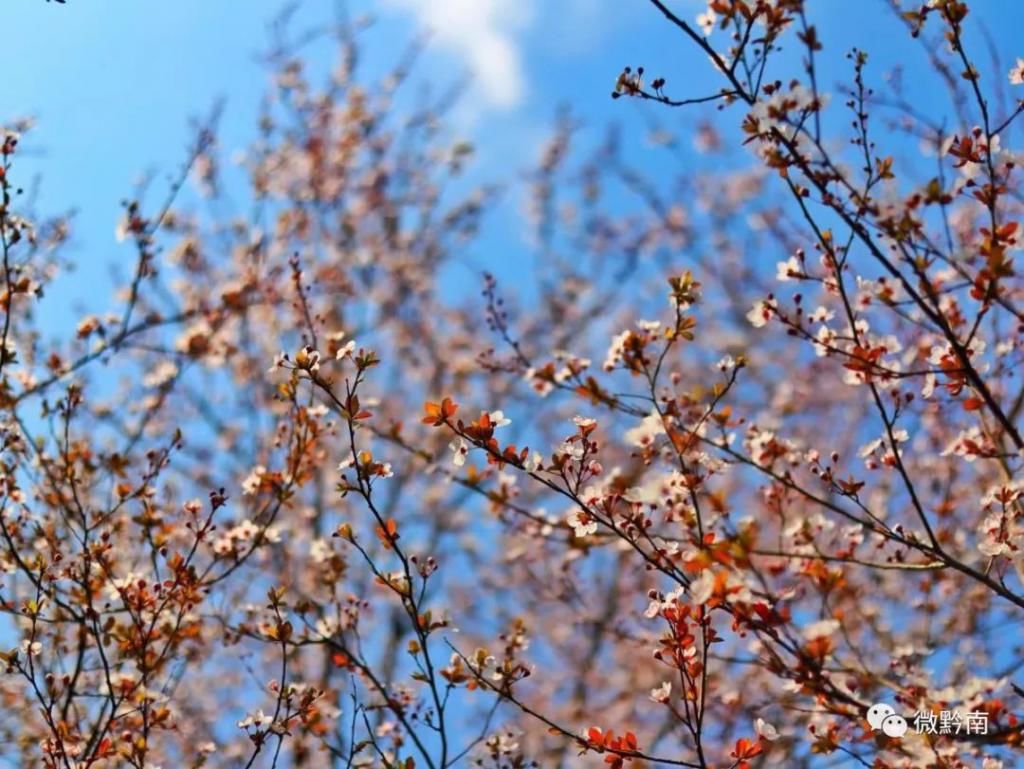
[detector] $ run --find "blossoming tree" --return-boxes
[2,1,1024,767]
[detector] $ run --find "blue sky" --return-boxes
[5,1,1024,765]
[4,0,1024,336]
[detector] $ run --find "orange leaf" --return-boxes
[422,397,458,426]
[732,737,763,760]
[375,518,399,549]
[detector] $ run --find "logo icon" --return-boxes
[867,703,908,738]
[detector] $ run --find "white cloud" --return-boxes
[385,0,532,109]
